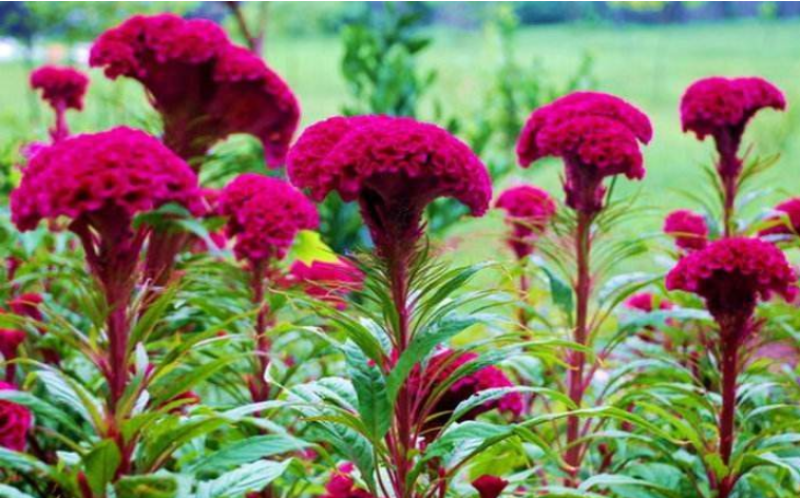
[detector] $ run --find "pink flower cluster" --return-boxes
[410,349,523,438]
[663,209,709,251]
[30,65,89,111]
[666,237,797,321]
[625,292,673,313]
[0,326,25,362]
[90,14,299,165]
[284,259,364,309]
[217,174,318,264]
[681,77,785,146]
[288,115,491,250]
[495,185,556,259]
[760,198,800,238]
[11,127,203,232]
[0,382,31,452]
[320,463,374,498]
[516,92,652,214]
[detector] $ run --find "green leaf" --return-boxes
[84,440,121,496]
[288,230,338,264]
[0,484,38,498]
[187,435,310,474]
[542,266,574,316]
[195,459,292,498]
[580,474,683,498]
[115,474,179,498]
[344,341,392,441]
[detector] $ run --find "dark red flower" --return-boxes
[217,174,318,264]
[11,127,203,233]
[517,92,651,214]
[285,258,364,309]
[760,198,800,238]
[472,475,509,498]
[0,382,32,452]
[90,14,299,165]
[495,185,556,259]
[664,209,709,251]
[409,349,523,440]
[666,237,797,327]
[30,65,89,111]
[681,77,785,151]
[287,115,491,255]
[625,292,673,313]
[0,327,26,361]
[8,293,44,322]
[321,463,375,498]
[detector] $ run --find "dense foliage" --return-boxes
[1,7,800,498]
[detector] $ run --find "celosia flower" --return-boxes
[321,463,374,498]
[0,327,26,361]
[664,209,709,251]
[760,198,800,238]
[285,258,364,309]
[287,115,491,255]
[517,92,652,214]
[495,185,556,259]
[90,14,299,165]
[681,77,785,173]
[217,174,318,264]
[410,349,523,439]
[472,475,510,498]
[0,382,32,451]
[8,293,44,322]
[11,127,203,233]
[625,292,673,313]
[666,237,797,328]
[30,65,89,111]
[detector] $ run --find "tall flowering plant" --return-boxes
[516,91,656,487]
[286,115,561,497]
[30,65,89,143]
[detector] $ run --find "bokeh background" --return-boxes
[1,1,799,254]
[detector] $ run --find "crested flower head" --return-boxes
[760,198,800,238]
[472,475,510,498]
[0,382,32,452]
[517,92,651,214]
[681,77,785,150]
[285,258,364,309]
[217,174,318,264]
[409,349,523,440]
[495,185,556,259]
[11,127,203,232]
[625,292,673,313]
[666,237,797,325]
[287,115,491,254]
[30,65,89,111]
[90,14,299,165]
[664,209,709,251]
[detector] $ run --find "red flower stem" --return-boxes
[517,266,530,329]
[717,320,743,498]
[387,245,414,498]
[51,102,69,143]
[564,210,594,487]
[722,173,736,238]
[719,149,741,238]
[250,260,272,403]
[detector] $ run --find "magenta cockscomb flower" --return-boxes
[496,185,556,259]
[760,198,800,238]
[285,258,364,309]
[8,293,43,322]
[11,127,203,233]
[625,292,674,313]
[30,65,89,111]
[472,475,510,498]
[0,382,31,451]
[517,92,652,215]
[681,77,785,163]
[30,65,89,142]
[217,174,318,265]
[90,14,299,165]
[0,327,26,362]
[666,237,797,324]
[409,349,523,439]
[664,209,709,251]
[320,463,375,498]
[287,115,491,255]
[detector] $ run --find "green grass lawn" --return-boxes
[2,19,799,254]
